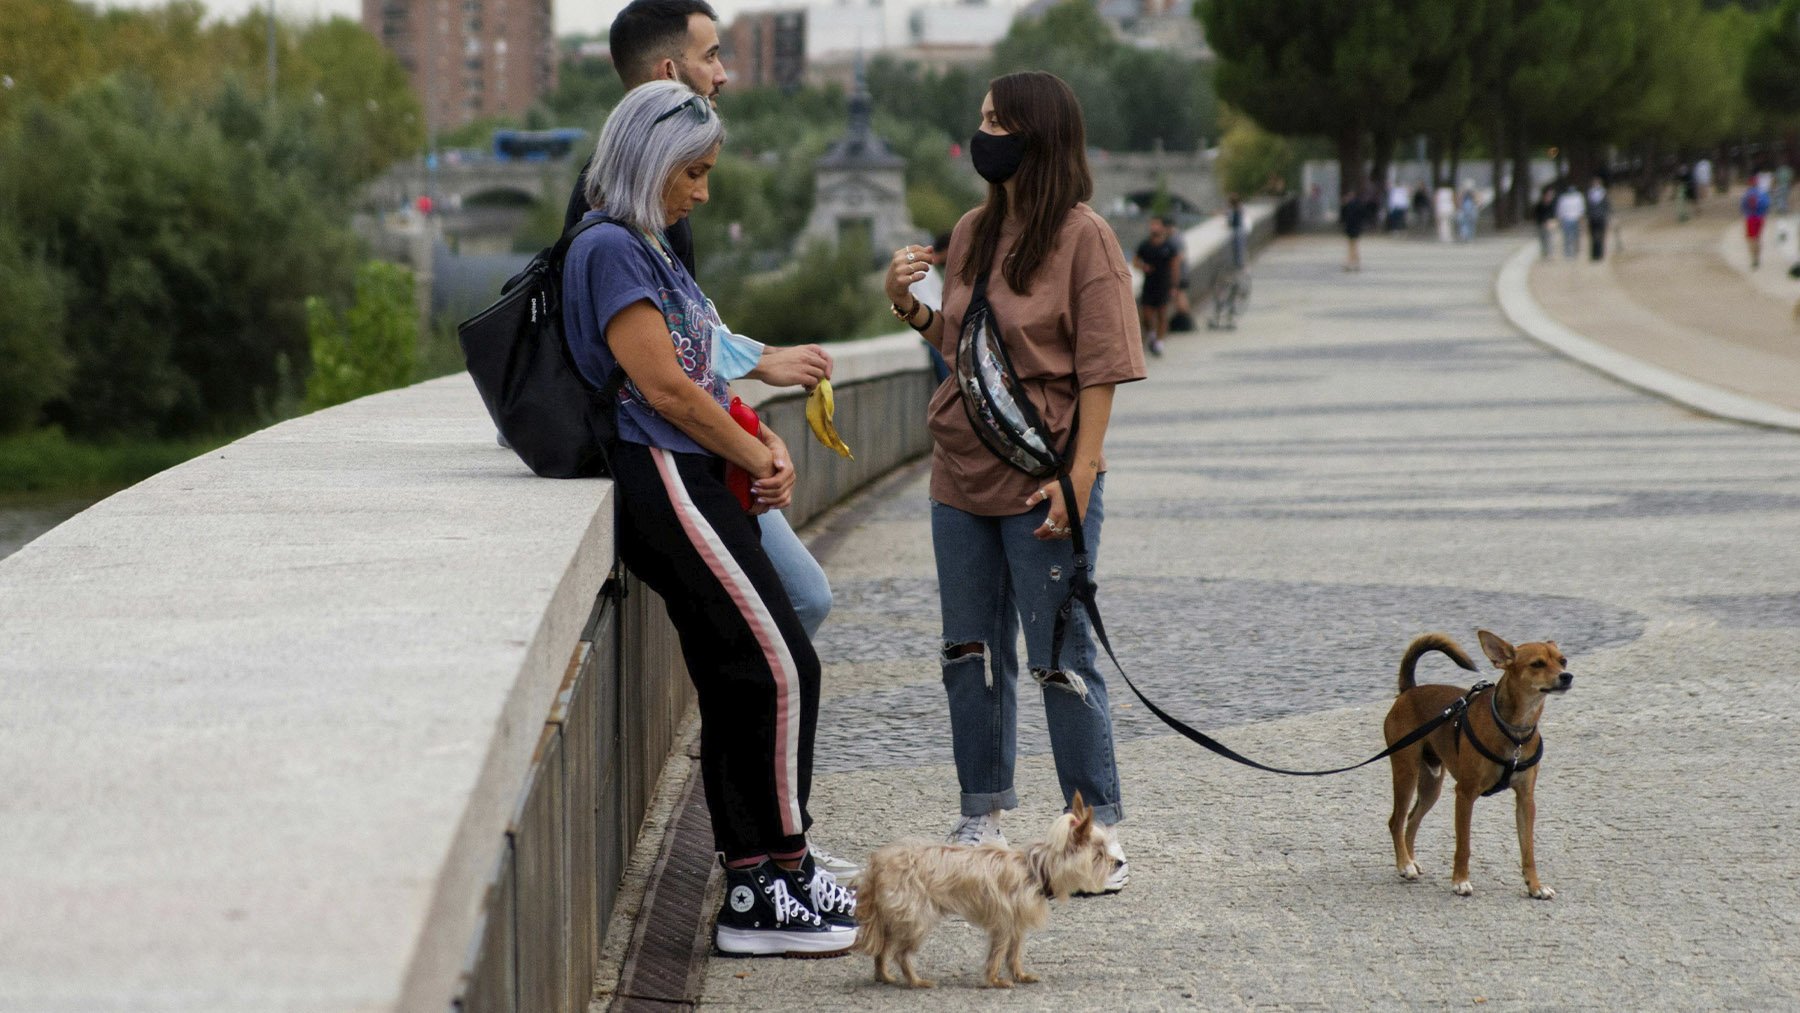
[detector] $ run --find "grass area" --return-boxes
[0,428,234,496]
[2,322,472,498]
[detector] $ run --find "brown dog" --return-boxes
[1383,630,1572,899]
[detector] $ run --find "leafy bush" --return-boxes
[716,241,887,344]
[0,76,358,437]
[0,427,227,494]
[0,230,72,434]
[1215,113,1297,199]
[305,261,417,411]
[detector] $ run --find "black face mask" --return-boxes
[970,130,1026,185]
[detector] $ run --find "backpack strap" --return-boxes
[552,213,627,402]
[552,213,618,266]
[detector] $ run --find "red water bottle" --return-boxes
[725,397,760,511]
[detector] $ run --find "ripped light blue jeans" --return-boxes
[931,474,1123,826]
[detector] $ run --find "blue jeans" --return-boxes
[1561,219,1581,258]
[758,509,831,639]
[931,476,1123,826]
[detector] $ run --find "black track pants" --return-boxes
[609,441,820,860]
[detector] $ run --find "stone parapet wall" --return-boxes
[0,334,931,1012]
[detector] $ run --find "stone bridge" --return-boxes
[363,149,1220,217]
[362,157,571,211]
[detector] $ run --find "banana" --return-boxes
[805,379,854,459]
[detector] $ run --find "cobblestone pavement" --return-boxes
[702,232,1800,1010]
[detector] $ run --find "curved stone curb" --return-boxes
[1494,240,1800,432]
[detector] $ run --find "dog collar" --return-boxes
[1486,686,1538,745]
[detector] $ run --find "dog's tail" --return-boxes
[851,858,885,956]
[1397,633,1478,693]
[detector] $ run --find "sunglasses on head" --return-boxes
[652,94,711,126]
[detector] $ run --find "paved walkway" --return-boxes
[631,223,1800,1010]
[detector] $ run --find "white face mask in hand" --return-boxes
[711,322,765,382]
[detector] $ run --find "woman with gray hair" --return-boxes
[562,80,855,958]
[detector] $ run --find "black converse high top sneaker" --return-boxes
[783,853,857,927]
[714,860,856,958]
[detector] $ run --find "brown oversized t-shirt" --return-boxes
[928,203,1146,516]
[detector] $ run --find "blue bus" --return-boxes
[491,128,588,162]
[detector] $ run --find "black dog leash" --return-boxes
[1045,473,1475,778]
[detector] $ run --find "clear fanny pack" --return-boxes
[953,272,1073,477]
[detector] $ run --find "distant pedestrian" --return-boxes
[1227,193,1248,269]
[1341,185,1370,270]
[1742,180,1771,269]
[1134,214,1181,355]
[1456,186,1477,242]
[1556,183,1586,259]
[1434,185,1455,243]
[1168,226,1195,331]
[1693,156,1714,210]
[1387,182,1409,232]
[1411,184,1431,232]
[1586,179,1611,261]
[1534,186,1557,259]
[1775,163,1792,215]
[1674,162,1694,221]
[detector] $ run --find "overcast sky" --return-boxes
[90,0,795,39]
[88,0,1027,40]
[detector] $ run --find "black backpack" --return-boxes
[457,215,624,478]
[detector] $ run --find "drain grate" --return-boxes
[610,759,716,1010]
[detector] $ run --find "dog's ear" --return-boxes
[1070,790,1092,842]
[1477,629,1515,669]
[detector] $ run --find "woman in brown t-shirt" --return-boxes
[884,71,1145,892]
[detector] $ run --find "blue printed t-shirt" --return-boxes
[563,213,728,456]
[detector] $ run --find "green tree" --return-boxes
[305,261,417,410]
[866,56,987,144]
[1214,110,1297,198]
[0,76,355,437]
[715,241,885,344]
[0,228,72,434]
[1200,0,1411,194]
[992,2,1129,149]
[540,53,626,130]
[1746,0,1800,117]
[0,0,101,121]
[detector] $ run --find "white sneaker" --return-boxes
[1077,836,1129,896]
[807,843,861,880]
[946,812,1007,847]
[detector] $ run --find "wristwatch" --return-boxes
[890,297,921,323]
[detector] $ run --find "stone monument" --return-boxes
[801,60,917,261]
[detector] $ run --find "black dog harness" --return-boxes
[1453,681,1544,796]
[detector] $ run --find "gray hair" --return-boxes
[584,80,725,235]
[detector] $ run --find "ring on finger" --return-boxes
[906,251,917,262]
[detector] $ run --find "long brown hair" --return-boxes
[958,71,1093,295]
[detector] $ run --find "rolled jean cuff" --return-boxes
[961,788,1017,818]
[1084,801,1123,827]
